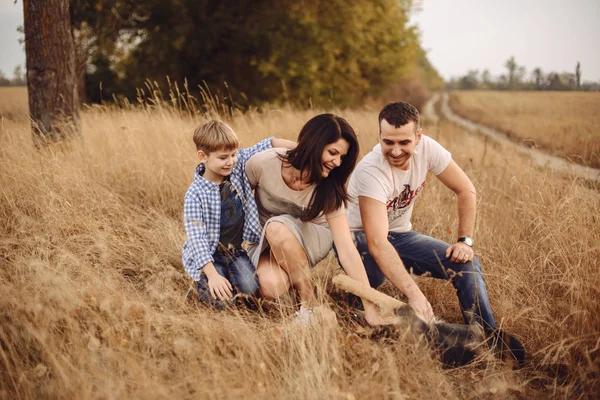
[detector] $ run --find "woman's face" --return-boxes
[321,138,350,178]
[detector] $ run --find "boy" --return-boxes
[182,120,294,308]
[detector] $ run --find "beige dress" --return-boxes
[245,148,344,267]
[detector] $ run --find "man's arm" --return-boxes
[359,196,434,322]
[435,160,477,263]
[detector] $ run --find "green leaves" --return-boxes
[74,0,441,108]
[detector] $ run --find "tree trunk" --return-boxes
[23,0,80,142]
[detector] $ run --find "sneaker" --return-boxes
[293,305,317,327]
[232,293,262,311]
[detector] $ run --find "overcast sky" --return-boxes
[1,0,599,82]
[410,0,600,82]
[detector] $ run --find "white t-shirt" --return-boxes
[347,135,451,232]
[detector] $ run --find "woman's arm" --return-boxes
[326,212,388,325]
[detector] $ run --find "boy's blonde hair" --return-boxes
[193,120,239,153]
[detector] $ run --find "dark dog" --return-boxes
[332,274,526,368]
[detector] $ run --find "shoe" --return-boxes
[293,305,317,327]
[232,293,262,311]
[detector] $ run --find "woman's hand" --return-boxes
[363,300,399,326]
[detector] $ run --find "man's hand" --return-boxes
[445,242,474,264]
[407,291,435,323]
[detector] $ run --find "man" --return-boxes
[343,101,496,331]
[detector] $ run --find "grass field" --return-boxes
[0,86,28,121]
[1,87,599,399]
[449,90,600,169]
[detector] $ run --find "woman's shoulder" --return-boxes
[249,147,286,163]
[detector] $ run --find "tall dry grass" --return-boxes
[0,86,28,122]
[1,88,599,399]
[449,90,600,168]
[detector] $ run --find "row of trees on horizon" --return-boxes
[6,53,598,94]
[0,66,26,87]
[450,57,600,91]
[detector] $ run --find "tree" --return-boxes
[563,73,576,89]
[23,0,79,141]
[70,0,142,103]
[481,69,492,89]
[504,56,517,89]
[576,62,581,90]
[547,72,567,90]
[0,70,10,86]
[69,0,433,108]
[12,65,26,85]
[532,67,543,90]
[458,70,479,90]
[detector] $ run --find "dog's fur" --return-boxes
[332,274,525,367]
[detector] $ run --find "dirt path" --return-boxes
[423,93,600,184]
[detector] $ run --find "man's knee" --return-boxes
[450,256,486,288]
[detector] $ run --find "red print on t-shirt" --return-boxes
[386,182,425,211]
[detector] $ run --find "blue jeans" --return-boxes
[339,230,497,330]
[196,248,259,309]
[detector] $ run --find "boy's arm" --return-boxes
[239,137,274,160]
[239,136,296,162]
[271,138,296,149]
[183,193,215,278]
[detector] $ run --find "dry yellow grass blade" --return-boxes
[1,87,599,399]
[449,90,600,168]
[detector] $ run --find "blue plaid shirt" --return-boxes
[182,137,273,281]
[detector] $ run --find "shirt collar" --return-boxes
[194,163,219,190]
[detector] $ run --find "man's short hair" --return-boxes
[378,102,420,133]
[193,120,239,153]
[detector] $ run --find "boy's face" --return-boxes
[198,148,238,181]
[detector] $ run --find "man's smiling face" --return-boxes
[379,119,422,170]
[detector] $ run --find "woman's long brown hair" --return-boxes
[280,113,359,221]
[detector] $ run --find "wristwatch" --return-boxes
[457,237,474,247]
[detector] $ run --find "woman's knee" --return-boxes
[265,222,295,248]
[257,267,290,299]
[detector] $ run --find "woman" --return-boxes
[246,113,383,325]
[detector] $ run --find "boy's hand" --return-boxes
[203,263,233,301]
[208,274,233,301]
